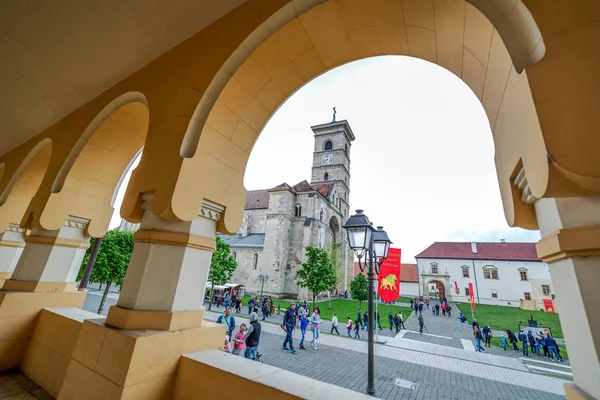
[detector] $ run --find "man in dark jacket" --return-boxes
[506,329,519,352]
[518,330,529,356]
[244,312,261,360]
[388,312,394,331]
[482,324,492,347]
[527,331,537,355]
[282,303,296,353]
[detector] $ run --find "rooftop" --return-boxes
[218,234,265,249]
[415,242,540,262]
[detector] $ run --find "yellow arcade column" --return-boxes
[0,224,26,287]
[0,217,89,371]
[58,193,225,400]
[534,197,600,400]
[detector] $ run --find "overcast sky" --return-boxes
[111,56,540,262]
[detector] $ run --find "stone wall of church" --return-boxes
[239,209,267,235]
[230,249,263,294]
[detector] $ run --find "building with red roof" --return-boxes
[354,262,420,297]
[415,241,553,309]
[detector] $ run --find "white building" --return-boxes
[415,241,554,309]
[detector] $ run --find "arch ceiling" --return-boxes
[0,0,247,156]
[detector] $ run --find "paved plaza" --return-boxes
[81,291,569,399]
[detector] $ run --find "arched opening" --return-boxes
[429,280,446,299]
[324,172,329,181]
[253,253,259,270]
[176,0,547,234]
[0,139,52,232]
[294,203,302,217]
[40,93,149,237]
[324,140,333,151]
[329,215,340,246]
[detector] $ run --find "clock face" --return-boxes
[321,154,333,165]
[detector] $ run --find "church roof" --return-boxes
[313,183,334,197]
[415,242,540,262]
[292,180,313,193]
[245,190,269,210]
[218,233,265,249]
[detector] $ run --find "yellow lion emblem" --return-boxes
[380,274,397,291]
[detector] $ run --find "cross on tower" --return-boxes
[332,106,337,122]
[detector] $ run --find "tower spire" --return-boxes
[332,106,337,122]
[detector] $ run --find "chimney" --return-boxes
[471,242,478,254]
[500,239,506,243]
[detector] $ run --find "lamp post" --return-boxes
[343,210,392,396]
[258,274,269,301]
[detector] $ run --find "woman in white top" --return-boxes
[330,313,340,335]
[310,307,322,350]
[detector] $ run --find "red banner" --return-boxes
[543,299,555,313]
[454,281,459,295]
[378,248,401,303]
[468,282,475,309]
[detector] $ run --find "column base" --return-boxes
[0,290,86,371]
[105,305,205,330]
[58,319,225,400]
[0,272,11,288]
[2,279,77,293]
[565,382,596,400]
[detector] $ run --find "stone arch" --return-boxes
[428,279,447,299]
[172,0,548,234]
[329,215,340,245]
[37,92,150,237]
[0,139,52,232]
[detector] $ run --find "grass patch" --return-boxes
[455,303,564,338]
[487,336,569,360]
[306,299,412,321]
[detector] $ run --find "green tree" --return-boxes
[207,236,238,311]
[350,272,368,308]
[325,242,344,309]
[77,229,134,314]
[297,246,337,307]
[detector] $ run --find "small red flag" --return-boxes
[469,282,475,309]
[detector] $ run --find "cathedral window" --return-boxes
[295,204,302,217]
[320,209,324,221]
[253,253,258,270]
[324,140,333,150]
[324,172,329,181]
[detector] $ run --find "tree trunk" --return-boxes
[98,282,103,291]
[98,281,111,314]
[208,283,215,311]
[312,294,316,309]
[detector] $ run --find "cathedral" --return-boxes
[220,118,355,299]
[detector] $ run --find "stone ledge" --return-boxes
[176,349,372,399]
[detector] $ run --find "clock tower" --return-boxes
[310,118,355,218]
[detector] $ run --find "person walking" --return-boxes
[331,313,340,335]
[518,329,529,357]
[354,317,361,339]
[363,312,369,331]
[310,307,322,350]
[299,312,309,349]
[357,309,363,330]
[527,330,537,355]
[376,310,382,330]
[458,313,467,331]
[244,312,261,360]
[482,324,492,347]
[217,307,236,341]
[506,329,519,352]
[474,326,485,352]
[232,324,247,356]
[282,303,296,354]
[393,313,400,333]
[418,313,424,334]
[248,297,255,315]
[398,311,406,330]
[346,316,353,337]
[471,319,479,331]
[388,311,394,331]
[435,303,440,316]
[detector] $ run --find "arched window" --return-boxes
[295,204,302,217]
[253,253,258,270]
[232,252,237,260]
[324,172,329,181]
[324,140,333,150]
[344,144,348,153]
[320,208,324,221]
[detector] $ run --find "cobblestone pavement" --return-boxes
[205,311,566,400]
[0,370,53,399]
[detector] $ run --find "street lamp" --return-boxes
[257,274,269,301]
[343,210,392,396]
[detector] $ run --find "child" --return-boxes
[346,316,353,337]
[299,312,309,349]
[223,335,231,353]
[232,324,247,355]
[501,335,508,351]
